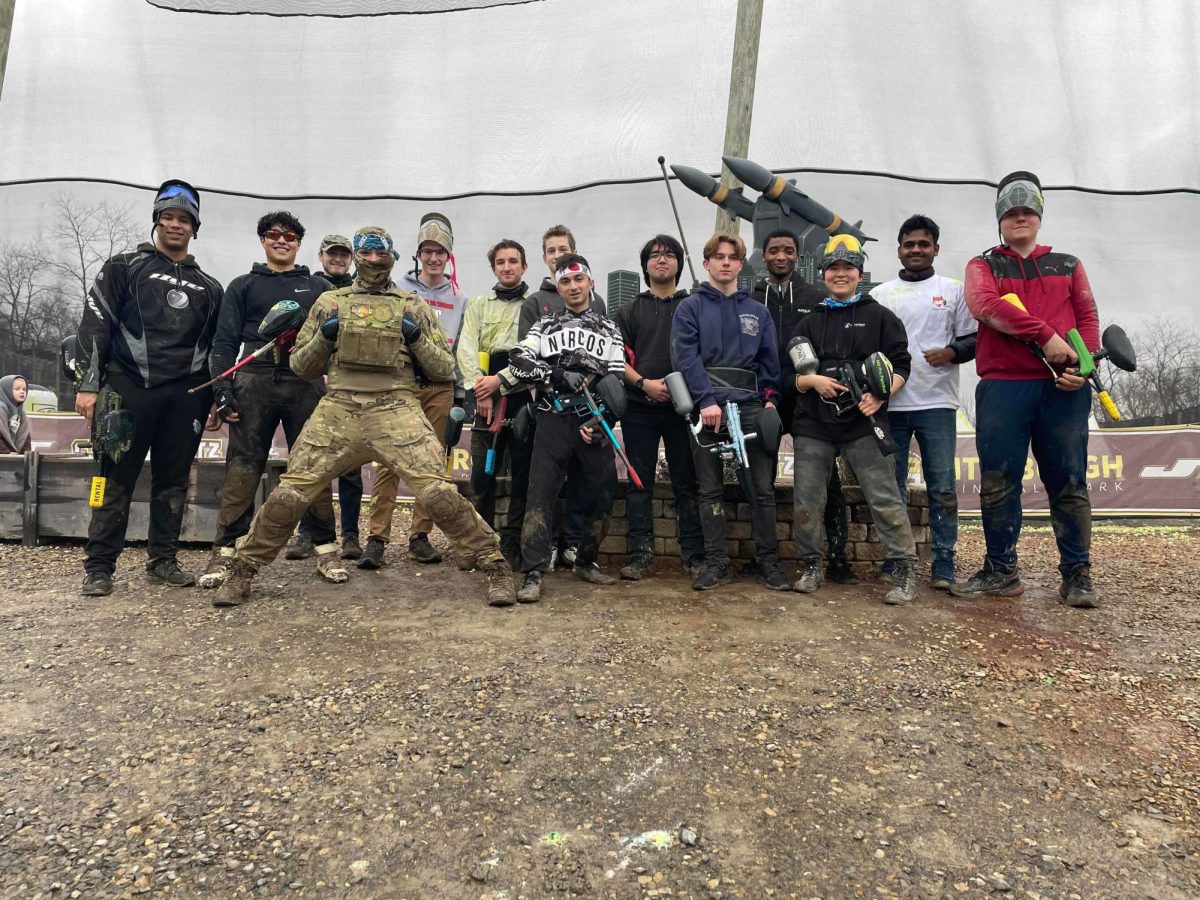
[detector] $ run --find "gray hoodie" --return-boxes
[398,270,469,394]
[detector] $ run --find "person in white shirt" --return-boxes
[871,215,977,589]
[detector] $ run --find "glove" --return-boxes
[401,314,421,344]
[213,382,238,422]
[320,313,340,341]
[551,367,586,393]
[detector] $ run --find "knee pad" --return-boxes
[417,481,465,522]
[262,486,308,530]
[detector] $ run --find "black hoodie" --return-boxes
[209,263,331,378]
[77,242,224,391]
[752,271,826,358]
[614,288,689,406]
[787,295,912,444]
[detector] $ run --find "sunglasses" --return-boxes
[263,229,299,243]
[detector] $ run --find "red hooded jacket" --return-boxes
[964,244,1100,381]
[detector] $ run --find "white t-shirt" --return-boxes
[871,273,976,411]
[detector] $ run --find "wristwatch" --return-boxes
[635,377,646,392]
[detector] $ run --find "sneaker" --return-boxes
[485,563,516,607]
[212,559,256,608]
[81,572,113,597]
[198,546,235,589]
[574,562,617,586]
[826,556,859,585]
[357,537,386,570]
[516,571,543,603]
[1059,564,1099,609]
[285,532,315,560]
[315,544,350,583]
[792,562,822,594]
[409,533,443,564]
[146,559,196,587]
[561,545,578,567]
[949,562,1024,598]
[757,558,791,591]
[884,560,916,606]
[930,558,956,591]
[692,561,732,591]
[619,554,655,581]
[879,559,897,584]
[340,534,363,560]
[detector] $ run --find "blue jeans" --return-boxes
[890,407,958,566]
[975,379,1091,577]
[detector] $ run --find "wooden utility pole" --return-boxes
[0,0,15,103]
[715,0,763,236]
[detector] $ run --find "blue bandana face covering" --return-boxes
[822,291,862,309]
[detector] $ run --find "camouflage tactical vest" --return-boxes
[337,294,408,371]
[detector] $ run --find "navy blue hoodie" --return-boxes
[670,282,780,409]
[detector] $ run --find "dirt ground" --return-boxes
[1,517,1198,900]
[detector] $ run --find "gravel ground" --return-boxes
[1,517,1198,899]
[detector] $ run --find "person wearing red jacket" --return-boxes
[952,171,1100,607]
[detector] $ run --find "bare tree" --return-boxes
[1106,313,1200,421]
[45,192,142,309]
[0,242,51,352]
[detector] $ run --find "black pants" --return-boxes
[337,467,364,537]
[691,401,778,566]
[622,402,704,564]
[521,409,616,574]
[213,370,335,548]
[84,371,212,575]
[469,399,532,559]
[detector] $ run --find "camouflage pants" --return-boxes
[236,389,502,571]
[366,380,453,542]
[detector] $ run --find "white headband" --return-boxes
[556,262,592,282]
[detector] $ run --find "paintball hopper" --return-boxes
[258,299,307,339]
[1093,325,1136,373]
[594,374,628,421]
[787,336,819,375]
[664,371,694,418]
[60,335,82,383]
[445,404,467,446]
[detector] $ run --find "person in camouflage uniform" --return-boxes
[212,226,514,609]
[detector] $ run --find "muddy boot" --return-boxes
[791,561,822,594]
[340,534,363,560]
[485,563,516,607]
[949,561,1024,598]
[516,571,542,603]
[212,559,256,608]
[147,558,197,587]
[357,537,386,570]
[408,533,443,564]
[198,546,235,589]
[315,544,350,583]
[756,557,791,591]
[884,560,916,606]
[1059,564,1099,609]
[620,554,655,581]
[285,532,315,560]
[574,562,617,586]
[826,555,859,585]
[81,572,113,597]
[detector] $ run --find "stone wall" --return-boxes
[490,479,930,570]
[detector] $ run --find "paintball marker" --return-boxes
[189,299,308,393]
[476,350,510,477]
[444,405,467,476]
[1067,325,1137,421]
[88,387,135,508]
[662,371,782,508]
[790,339,897,456]
[547,373,644,490]
[999,293,1061,379]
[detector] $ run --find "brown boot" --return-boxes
[212,559,256,608]
[198,546,235,589]
[484,563,516,608]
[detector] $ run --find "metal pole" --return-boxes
[657,156,699,289]
[0,0,15,104]
[715,0,763,236]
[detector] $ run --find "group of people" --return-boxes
[67,170,1103,610]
